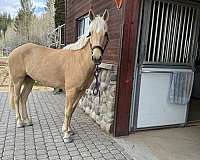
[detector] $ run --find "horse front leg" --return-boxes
[63,88,77,143]
[62,89,85,135]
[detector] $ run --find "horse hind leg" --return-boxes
[20,76,34,127]
[13,78,24,128]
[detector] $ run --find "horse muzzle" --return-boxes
[92,46,103,65]
[92,55,102,65]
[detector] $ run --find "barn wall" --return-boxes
[65,0,125,64]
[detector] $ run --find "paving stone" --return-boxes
[110,149,121,154]
[36,149,46,155]
[14,150,25,155]
[80,151,91,157]
[91,152,102,158]
[83,156,95,160]
[37,154,48,159]
[88,148,99,153]
[26,149,36,155]
[47,150,59,156]
[114,153,127,160]
[60,155,71,160]
[103,152,115,159]
[58,149,69,156]
[14,155,26,160]
[72,155,83,160]
[95,158,107,160]
[76,143,85,148]
[3,150,14,156]
[37,158,49,160]
[78,147,88,152]
[100,149,110,154]
[2,156,14,160]
[26,154,37,160]
[67,146,78,152]
[46,145,57,151]
[49,155,60,160]
[69,150,80,156]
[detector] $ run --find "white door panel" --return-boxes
[137,68,189,128]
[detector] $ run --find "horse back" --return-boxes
[8,43,66,88]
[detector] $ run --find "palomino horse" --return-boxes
[8,9,109,143]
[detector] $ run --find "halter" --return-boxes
[88,32,109,56]
[87,32,109,97]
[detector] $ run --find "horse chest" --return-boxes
[65,66,94,90]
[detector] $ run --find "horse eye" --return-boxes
[105,32,108,37]
[87,32,91,38]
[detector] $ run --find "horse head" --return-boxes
[87,9,109,65]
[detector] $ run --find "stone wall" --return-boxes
[79,63,117,133]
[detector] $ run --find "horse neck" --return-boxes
[79,41,95,71]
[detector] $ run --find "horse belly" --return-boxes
[27,68,65,89]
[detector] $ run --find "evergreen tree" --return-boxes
[54,0,65,27]
[14,0,34,41]
[0,12,12,39]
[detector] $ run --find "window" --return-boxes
[77,15,90,39]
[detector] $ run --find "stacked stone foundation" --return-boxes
[79,63,117,133]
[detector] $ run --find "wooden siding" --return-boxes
[65,0,125,64]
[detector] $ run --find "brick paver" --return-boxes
[0,91,132,160]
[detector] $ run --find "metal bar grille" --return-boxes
[144,0,199,65]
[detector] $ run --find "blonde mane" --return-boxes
[63,34,89,50]
[63,16,107,51]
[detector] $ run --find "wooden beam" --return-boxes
[114,0,141,136]
[64,0,67,45]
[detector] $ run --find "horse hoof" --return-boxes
[24,120,33,126]
[26,123,33,127]
[63,137,73,143]
[17,121,25,128]
[69,130,75,136]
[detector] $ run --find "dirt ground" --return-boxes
[0,57,52,91]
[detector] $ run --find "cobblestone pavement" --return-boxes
[0,91,133,160]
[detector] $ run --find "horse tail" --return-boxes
[9,71,15,110]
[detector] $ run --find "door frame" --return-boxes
[114,0,142,136]
[129,0,200,132]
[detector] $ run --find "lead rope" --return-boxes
[93,65,101,104]
[91,33,109,103]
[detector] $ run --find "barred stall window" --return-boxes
[77,15,90,39]
[143,0,200,65]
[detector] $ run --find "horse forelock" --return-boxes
[89,16,108,33]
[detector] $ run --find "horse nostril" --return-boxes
[92,56,102,65]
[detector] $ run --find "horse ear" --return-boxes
[89,9,95,21]
[102,9,109,21]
